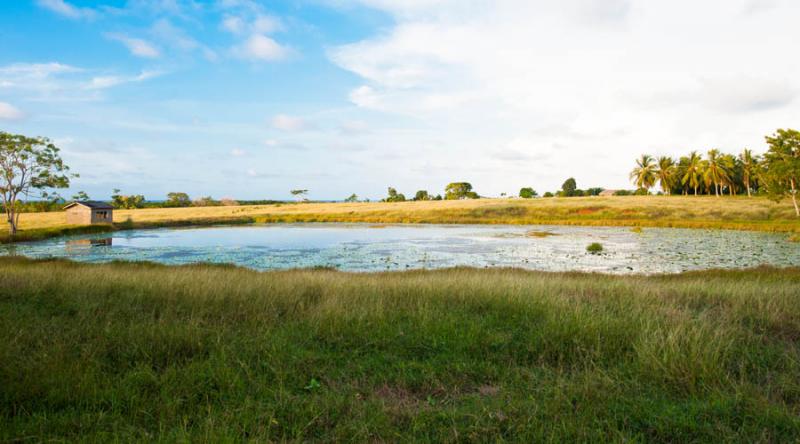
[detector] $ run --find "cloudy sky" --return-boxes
[1,0,798,200]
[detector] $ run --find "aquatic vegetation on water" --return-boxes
[2,224,800,274]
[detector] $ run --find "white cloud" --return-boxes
[36,0,96,20]
[270,114,308,131]
[328,0,800,192]
[0,102,24,120]
[86,70,163,90]
[231,148,247,156]
[232,34,289,61]
[222,15,246,33]
[107,33,161,58]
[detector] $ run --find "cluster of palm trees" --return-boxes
[630,149,761,197]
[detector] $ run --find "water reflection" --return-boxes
[65,238,113,248]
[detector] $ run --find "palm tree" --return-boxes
[629,154,657,192]
[681,151,703,195]
[704,149,731,197]
[739,148,758,197]
[655,156,676,195]
[721,154,737,196]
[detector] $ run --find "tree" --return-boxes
[560,178,577,197]
[0,132,73,236]
[739,149,758,197]
[290,189,308,201]
[655,156,676,195]
[445,182,478,200]
[413,190,430,201]
[193,196,215,206]
[703,149,730,197]
[681,151,703,195]
[166,192,191,207]
[762,129,800,216]
[72,191,90,201]
[585,187,604,196]
[629,154,657,192]
[384,187,406,202]
[344,193,359,202]
[519,187,537,199]
[543,191,554,197]
[111,189,145,209]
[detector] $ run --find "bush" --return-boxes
[586,242,603,254]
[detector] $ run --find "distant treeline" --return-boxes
[2,191,288,213]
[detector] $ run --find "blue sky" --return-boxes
[1,0,799,201]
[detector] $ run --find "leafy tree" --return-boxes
[384,187,406,202]
[519,187,537,198]
[193,196,216,206]
[629,154,657,192]
[445,182,478,200]
[413,190,430,201]
[166,192,191,207]
[560,178,577,197]
[71,191,90,201]
[111,189,146,209]
[543,191,554,198]
[762,128,800,216]
[739,149,759,197]
[290,189,308,201]
[681,151,703,195]
[656,156,676,195]
[585,187,604,196]
[0,132,73,236]
[433,194,443,201]
[344,193,359,202]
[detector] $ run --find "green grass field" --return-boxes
[4,196,800,243]
[2,257,799,442]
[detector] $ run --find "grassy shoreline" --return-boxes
[1,257,799,441]
[4,196,800,243]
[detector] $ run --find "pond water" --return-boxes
[3,223,800,274]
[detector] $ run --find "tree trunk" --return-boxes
[791,178,799,217]
[746,179,751,197]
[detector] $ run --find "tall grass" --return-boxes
[1,257,799,441]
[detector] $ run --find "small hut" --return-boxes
[598,189,618,197]
[63,201,114,225]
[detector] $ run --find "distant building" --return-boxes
[63,201,114,225]
[598,189,618,197]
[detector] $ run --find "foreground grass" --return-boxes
[1,257,799,441]
[5,195,799,243]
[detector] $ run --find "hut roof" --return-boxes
[63,201,114,210]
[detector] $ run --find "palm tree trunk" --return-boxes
[791,178,799,217]
[746,178,751,197]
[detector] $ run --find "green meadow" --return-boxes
[2,257,799,442]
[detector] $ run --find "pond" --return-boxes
[2,223,799,274]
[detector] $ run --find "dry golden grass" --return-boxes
[12,195,800,236]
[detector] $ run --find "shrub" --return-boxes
[586,242,603,254]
